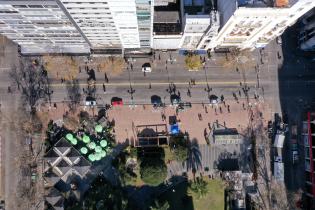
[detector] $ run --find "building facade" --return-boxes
[0,0,154,54]
[302,112,315,209]
[299,8,315,51]
[179,0,220,51]
[0,0,90,54]
[212,0,315,51]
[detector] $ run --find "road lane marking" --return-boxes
[50,81,257,87]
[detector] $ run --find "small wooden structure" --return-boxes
[134,124,169,147]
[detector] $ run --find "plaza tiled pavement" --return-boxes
[107,98,272,145]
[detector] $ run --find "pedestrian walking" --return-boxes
[219,106,222,114]
[208,122,212,130]
[205,106,208,113]
[105,73,109,83]
[158,54,161,60]
[221,95,224,102]
[131,63,133,70]
[149,83,152,89]
[240,82,242,86]
[103,83,106,92]
[227,105,230,113]
[242,103,245,110]
[202,102,204,108]
[214,108,217,115]
[187,88,191,97]
[236,67,239,72]
[239,90,241,96]
[79,66,81,73]
[177,91,180,97]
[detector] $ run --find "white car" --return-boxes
[142,63,152,73]
[276,37,282,45]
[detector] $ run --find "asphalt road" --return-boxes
[41,48,280,108]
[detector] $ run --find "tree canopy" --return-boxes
[188,177,209,199]
[140,158,167,186]
[169,134,188,162]
[184,55,202,71]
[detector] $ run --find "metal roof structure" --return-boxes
[44,138,92,184]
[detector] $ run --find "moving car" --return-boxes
[142,63,152,72]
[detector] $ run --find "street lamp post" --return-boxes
[127,65,135,107]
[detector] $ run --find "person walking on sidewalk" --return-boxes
[105,73,109,83]
[103,83,106,92]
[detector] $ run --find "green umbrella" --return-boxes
[66,133,73,141]
[80,147,88,154]
[95,124,103,133]
[95,153,102,161]
[83,135,90,144]
[88,142,96,149]
[101,150,106,157]
[70,138,77,145]
[100,140,108,147]
[88,154,95,162]
[95,146,102,153]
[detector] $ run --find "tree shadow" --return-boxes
[187,138,202,173]
[156,175,194,210]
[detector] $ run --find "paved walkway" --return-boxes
[107,98,272,145]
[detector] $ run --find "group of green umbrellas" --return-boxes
[64,124,110,162]
[66,133,77,145]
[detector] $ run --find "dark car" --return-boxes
[151,95,162,105]
[209,95,219,104]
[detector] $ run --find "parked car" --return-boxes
[85,96,96,106]
[142,63,151,72]
[276,37,282,45]
[209,95,219,104]
[111,97,123,106]
[292,151,299,164]
[170,94,181,105]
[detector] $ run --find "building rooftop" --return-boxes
[154,11,180,23]
[236,0,299,8]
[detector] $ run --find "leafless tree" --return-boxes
[65,79,81,112]
[10,57,51,114]
[43,55,79,80]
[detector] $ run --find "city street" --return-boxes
[1,25,315,209]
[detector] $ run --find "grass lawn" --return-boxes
[192,178,225,210]
[159,177,225,210]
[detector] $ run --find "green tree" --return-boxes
[140,158,167,186]
[66,176,130,210]
[113,152,137,186]
[169,135,188,162]
[184,55,202,71]
[150,200,170,210]
[189,177,209,199]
